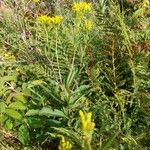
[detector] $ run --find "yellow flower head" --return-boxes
[85,20,93,30]
[37,15,49,24]
[33,0,40,2]
[37,15,63,25]
[72,2,92,13]
[143,0,149,7]
[51,16,63,24]
[79,110,95,134]
[16,68,20,72]
[59,136,72,150]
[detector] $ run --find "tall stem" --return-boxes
[55,27,62,83]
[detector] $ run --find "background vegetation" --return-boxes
[0,0,150,149]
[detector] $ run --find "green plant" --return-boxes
[0,0,150,149]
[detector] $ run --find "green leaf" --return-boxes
[39,107,67,118]
[0,114,8,123]
[22,84,31,96]
[18,125,30,145]
[46,119,62,127]
[0,76,17,83]
[8,101,26,110]
[4,119,13,130]
[0,102,7,113]
[73,85,90,95]
[132,8,145,19]
[66,68,78,87]
[5,108,22,120]
[6,93,27,104]
[27,117,43,128]
[14,94,27,103]
[26,109,40,116]
[28,80,45,88]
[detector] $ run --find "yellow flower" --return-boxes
[37,15,63,25]
[143,0,149,7]
[72,2,92,13]
[37,15,49,24]
[85,20,93,30]
[16,68,20,72]
[59,136,72,150]
[33,0,40,2]
[79,110,95,134]
[51,16,63,24]
[4,53,10,57]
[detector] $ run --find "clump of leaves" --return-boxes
[0,0,150,149]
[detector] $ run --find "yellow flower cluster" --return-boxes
[142,0,149,8]
[72,2,92,13]
[79,110,95,133]
[52,16,63,24]
[2,52,15,61]
[37,15,48,24]
[37,15,63,25]
[33,0,40,2]
[59,136,72,150]
[85,20,93,30]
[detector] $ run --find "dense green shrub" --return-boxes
[0,0,150,149]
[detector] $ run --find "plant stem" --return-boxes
[55,27,62,83]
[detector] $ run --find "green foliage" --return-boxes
[0,0,150,149]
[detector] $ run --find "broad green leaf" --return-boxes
[22,83,31,96]
[0,76,17,82]
[4,119,13,130]
[18,125,30,145]
[14,94,27,103]
[22,88,31,96]
[46,119,62,127]
[8,101,26,110]
[5,108,22,120]
[6,92,27,104]
[0,114,8,123]
[39,107,67,118]
[27,117,43,128]
[26,109,40,116]
[0,102,7,113]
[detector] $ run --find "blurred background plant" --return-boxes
[0,0,150,149]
